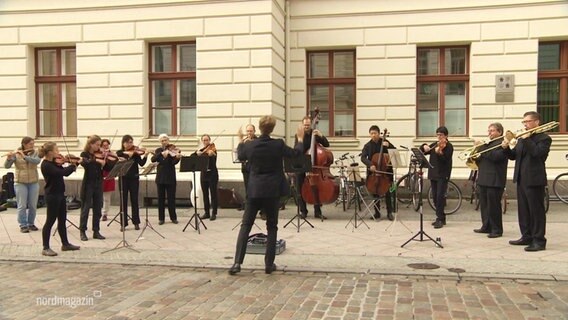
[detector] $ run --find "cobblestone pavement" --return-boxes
[1,261,567,320]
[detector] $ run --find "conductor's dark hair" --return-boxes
[436,126,449,136]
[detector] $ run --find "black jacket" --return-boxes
[504,132,551,186]
[116,151,148,179]
[475,138,508,188]
[420,141,453,180]
[361,138,396,177]
[151,148,180,185]
[295,130,329,153]
[41,160,76,195]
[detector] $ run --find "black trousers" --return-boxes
[296,172,322,215]
[234,196,280,267]
[372,190,394,214]
[121,177,141,225]
[42,194,69,249]
[517,183,546,246]
[157,183,177,221]
[201,170,219,215]
[430,179,448,222]
[80,182,102,232]
[478,185,504,234]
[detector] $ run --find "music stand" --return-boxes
[283,155,314,232]
[136,163,165,241]
[103,160,139,253]
[401,148,443,248]
[180,155,208,234]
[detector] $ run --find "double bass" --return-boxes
[366,128,392,196]
[300,109,339,205]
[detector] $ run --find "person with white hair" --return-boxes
[151,134,180,225]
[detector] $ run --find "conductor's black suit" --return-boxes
[233,135,303,269]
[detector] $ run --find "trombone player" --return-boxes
[501,111,552,252]
[471,123,508,238]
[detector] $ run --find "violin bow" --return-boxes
[60,130,74,163]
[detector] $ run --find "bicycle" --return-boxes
[426,180,463,215]
[552,153,568,205]
[393,147,423,213]
[334,153,362,212]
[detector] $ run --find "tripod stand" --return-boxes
[401,148,443,248]
[180,155,208,234]
[346,185,370,230]
[102,160,139,253]
[136,163,164,241]
[283,155,314,232]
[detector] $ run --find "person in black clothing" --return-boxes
[40,142,81,256]
[229,116,304,275]
[502,111,551,252]
[295,115,330,220]
[79,135,111,241]
[420,126,454,229]
[238,124,266,220]
[197,134,219,221]
[151,134,180,225]
[116,134,149,231]
[361,125,395,221]
[473,122,508,238]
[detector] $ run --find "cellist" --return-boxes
[295,115,330,220]
[361,125,396,221]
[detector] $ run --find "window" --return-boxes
[149,42,196,136]
[35,47,76,137]
[538,42,568,133]
[417,46,469,136]
[307,50,355,137]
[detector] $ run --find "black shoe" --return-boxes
[61,243,80,251]
[314,213,328,220]
[432,220,447,226]
[387,212,394,221]
[42,248,58,256]
[93,232,106,240]
[524,244,546,252]
[300,213,307,219]
[433,221,444,229]
[200,213,211,220]
[158,220,165,225]
[228,263,241,275]
[210,215,216,221]
[487,233,502,238]
[171,220,179,224]
[80,231,88,241]
[134,224,140,230]
[509,238,531,246]
[265,263,277,274]
[20,227,30,233]
[474,228,489,234]
[28,225,39,231]
[372,212,380,219]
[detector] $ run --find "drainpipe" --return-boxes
[285,0,291,143]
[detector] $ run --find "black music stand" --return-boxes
[401,148,443,248]
[283,155,314,232]
[136,163,165,241]
[180,155,208,234]
[103,160,139,253]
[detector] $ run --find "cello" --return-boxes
[300,109,339,205]
[366,128,392,196]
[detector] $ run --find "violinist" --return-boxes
[79,135,112,241]
[151,134,180,225]
[361,125,396,221]
[420,126,454,229]
[39,142,81,256]
[100,139,115,222]
[116,135,149,230]
[195,134,219,221]
[3,136,40,233]
[295,115,330,220]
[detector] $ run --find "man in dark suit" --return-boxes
[420,126,453,229]
[502,111,551,251]
[229,116,304,275]
[151,134,180,225]
[473,122,508,238]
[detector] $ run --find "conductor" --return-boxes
[229,116,304,275]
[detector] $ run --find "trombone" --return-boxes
[458,121,559,169]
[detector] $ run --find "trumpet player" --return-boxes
[473,123,508,238]
[501,111,551,252]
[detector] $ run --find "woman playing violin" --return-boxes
[3,136,41,233]
[79,134,112,241]
[39,142,81,256]
[150,134,179,225]
[361,125,396,221]
[420,126,454,229]
[100,139,115,222]
[116,134,149,230]
[195,134,219,221]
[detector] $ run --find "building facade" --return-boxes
[1,0,567,185]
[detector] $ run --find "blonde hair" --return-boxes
[39,142,57,158]
[258,115,276,135]
[83,135,101,152]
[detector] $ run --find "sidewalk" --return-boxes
[0,199,567,281]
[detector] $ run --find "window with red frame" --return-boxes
[538,42,568,133]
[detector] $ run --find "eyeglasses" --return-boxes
[521,119,536,124]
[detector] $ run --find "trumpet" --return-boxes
[504,120,559,149]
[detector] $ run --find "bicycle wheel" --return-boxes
[553,172,568,204]
[473,183,480,211]
[427,180,463,215]
[394,174,412,212]
[544,185,550,214]
[410,174,422,212]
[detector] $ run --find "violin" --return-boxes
[436,138,448,155]
[165,143,182,157]
[54,154,81,166]
[124,146,147,157]
[198,143,216,156]
[94,149,119,162]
